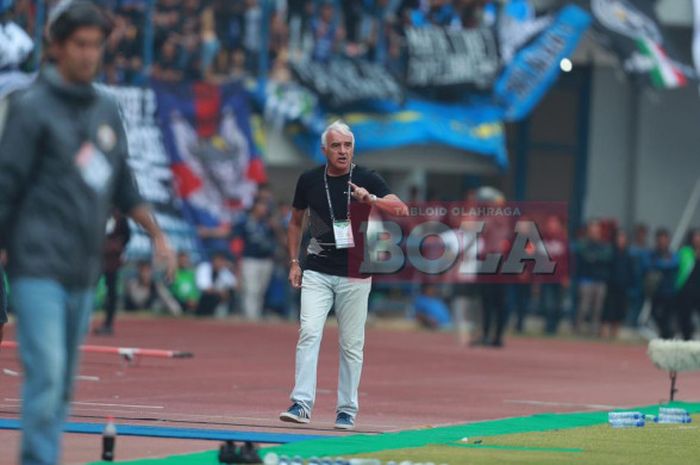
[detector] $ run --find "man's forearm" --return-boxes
[375,195,409,217]
[287,222,302,263]
[129,204,164,239]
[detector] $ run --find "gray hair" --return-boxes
[321,120,354,148]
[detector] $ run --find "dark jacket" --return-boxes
[0,66,144,288]
[576,239,613,282]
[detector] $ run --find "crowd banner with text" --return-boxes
[290,58,403,108]
[404,25,500,91]
[102,85,200,258]
[493,5,591,121]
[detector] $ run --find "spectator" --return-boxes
[151,33,184,82]
[243,0,262,74]
[414,283,452,330]
[474,187,509,348]
[649,228,678,339]
[171,251,200,313]
[124,260,182,315]
[200,1,221,75]
[0,249,8,350]
[601,230,634,339]
[93,210,131,336]
[235,197,281,320]
[675,229,700,340]
[627,223,651,327]
[540,214,568,335]
[311,1,343,63]
[507,219,534,334]
[0,0,34,72]
[574,220,612,336]
[195,250,237,317]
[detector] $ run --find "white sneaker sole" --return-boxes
[279,412,310,424]
[334,422,355,430]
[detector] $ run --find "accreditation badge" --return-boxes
[333,220,355,249]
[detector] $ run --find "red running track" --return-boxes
[1,317,699,464]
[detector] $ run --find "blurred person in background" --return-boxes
[151,33,184,82]
[675,229,700,340]
[234,196,281,320]
[0,0,34,72]
[311,0,343,63]
[601,229,634,340]
[243,0,262,74]
[472,187,509,348]
[574,219,612,336]
[507,219,534,334]
[540,214,568,335]
[195,249,237,317]
[627,223,651,327]
[649,228,678,339]
[124,259,181,315]
[171,250,200,313]
[93,209,131,336]
[0,3,175,464]
[414,283,452,330]
[0,249,7,349]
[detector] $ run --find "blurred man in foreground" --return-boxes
[0,2,174,464]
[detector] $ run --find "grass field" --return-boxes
[347,416,699,465]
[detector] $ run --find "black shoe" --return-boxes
[490,339,504,348]
[238,441,262,463]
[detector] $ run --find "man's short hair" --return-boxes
[48,0,112,44]
[321,120,354,148]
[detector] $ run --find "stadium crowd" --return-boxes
[3,0,493,81]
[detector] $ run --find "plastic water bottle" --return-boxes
[657,407,692,424]
[659,407,689,416]
[101,417,117,461]
[657,414,692,424]
[609,417,645,428]
[292,456,304,465]
[308,457,320,465]
[279,455,291,465]
[608,412,643,421]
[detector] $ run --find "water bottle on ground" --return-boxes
[608,417,645,428]
[101,416,117,461]
[608,412,643,421]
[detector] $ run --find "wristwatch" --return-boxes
[290,258,300,265]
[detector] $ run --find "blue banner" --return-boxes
[494,5,591,121]
[288,97,508,169]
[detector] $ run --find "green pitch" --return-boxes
[348,417,699,465]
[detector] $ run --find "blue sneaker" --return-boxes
[334,412,355,430]
[279,403,310,424]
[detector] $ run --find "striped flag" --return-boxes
[635,37,687,89]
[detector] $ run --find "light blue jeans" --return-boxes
[290,270,372,420]
[11,278,94,465]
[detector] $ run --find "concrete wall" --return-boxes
[585,65,700,238]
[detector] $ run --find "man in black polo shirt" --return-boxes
[280,120,407,429]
